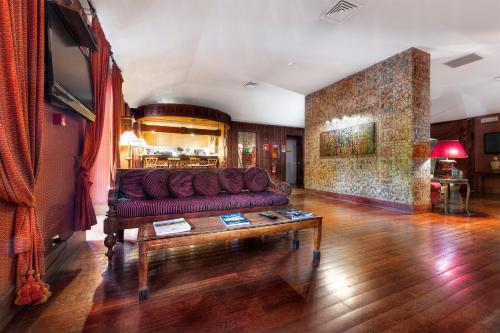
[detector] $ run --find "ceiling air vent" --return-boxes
[444,53,483,68]
[243,81,259,88]
[323,0,362,23]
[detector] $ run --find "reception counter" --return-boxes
[140,154,219,168]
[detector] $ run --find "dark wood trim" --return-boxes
[307,189,432,213]
[134,103,232,126]
[139,124,221,136]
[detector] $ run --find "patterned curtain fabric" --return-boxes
[111,62,124,183]
[0,0,50,304]
[74,18,111,231]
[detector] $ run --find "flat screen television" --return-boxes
[484,132,500,154]
[45,4,95,121]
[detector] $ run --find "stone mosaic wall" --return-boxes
[304,48,431,209]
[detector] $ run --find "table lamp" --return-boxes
[431,140,468,178]
[120,131,139,168]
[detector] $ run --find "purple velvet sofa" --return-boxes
[104,167,292,261]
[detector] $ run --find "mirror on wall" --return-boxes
[238,132,256,168]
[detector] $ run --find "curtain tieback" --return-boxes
[78,169,93,186]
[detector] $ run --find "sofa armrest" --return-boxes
[108,188,119,208]
[265,171,292,196]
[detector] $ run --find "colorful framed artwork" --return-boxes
[320,122,375,157]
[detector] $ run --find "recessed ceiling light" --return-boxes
[287,61,295,66]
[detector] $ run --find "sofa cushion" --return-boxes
[168,171,194,198]
[219,168,244,194]
[193,171,221,196]
[143,169,170,199]
[244,167,268,192]
[115,191,289,218]
[120,169,147,199]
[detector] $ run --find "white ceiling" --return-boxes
[93,0,500,126]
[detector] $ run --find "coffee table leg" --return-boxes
[138,243,148,300]
[293,230,299,250]
[313,220,322,261]
[465,183,470,216]
[444,184,448,214]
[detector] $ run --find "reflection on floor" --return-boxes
[6,191,500,333]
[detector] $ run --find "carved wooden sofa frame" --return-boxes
[104,168,292,263]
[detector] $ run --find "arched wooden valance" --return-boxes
[133,103,232,126]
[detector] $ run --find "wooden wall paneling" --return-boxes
[139,124,221,136]
[135,104,231,126]
[228,121,304,182]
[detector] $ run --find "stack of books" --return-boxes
[220,213,250,227]
[153,218,191,236]
[276,209,315,220]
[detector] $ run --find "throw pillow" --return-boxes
[143,169,170,199]
[219,168,244,194]
[120,169,147,199]
[244,167,268,192]
[168,171,194,198]
[193,171,221,196]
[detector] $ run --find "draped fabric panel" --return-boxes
[74,18,111,231]
[111,62,124,183]
[431,119,474,178]
[0,0,50,304]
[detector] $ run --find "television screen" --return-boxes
[484,132,500,154]
[46,4,94,121]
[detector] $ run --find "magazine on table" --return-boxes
[276,209,315,220]
[153,218,191,236]
[220,213,250,227]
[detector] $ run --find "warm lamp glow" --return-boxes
[120,131,139,146]
[431,140,468,159]
[138,138,148,147]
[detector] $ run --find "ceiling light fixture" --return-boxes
[288,61,295,66]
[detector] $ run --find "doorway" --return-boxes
[286,136,303,186]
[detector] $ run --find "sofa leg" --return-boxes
[104,233,117,264]
[116,229,124,243]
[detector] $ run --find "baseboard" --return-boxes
[0,286,16,331]
[306,189,432,214]
[0,231,85,331]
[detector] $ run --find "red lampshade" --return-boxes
[431,140,468,158]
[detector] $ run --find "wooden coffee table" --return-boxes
[137,211,322,300]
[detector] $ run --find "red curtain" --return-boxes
[74,18,111,231]
[111,62,124,183]
[0,0,50,304]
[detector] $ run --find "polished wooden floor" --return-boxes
[6,190,500,333]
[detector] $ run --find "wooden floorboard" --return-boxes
[5,191,500,333]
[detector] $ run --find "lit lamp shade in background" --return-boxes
[431,140,468,178]
[119,131,139,146]
[120,131,139,168]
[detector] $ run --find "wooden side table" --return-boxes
[475,172,500,193]
[431,177,470,215]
